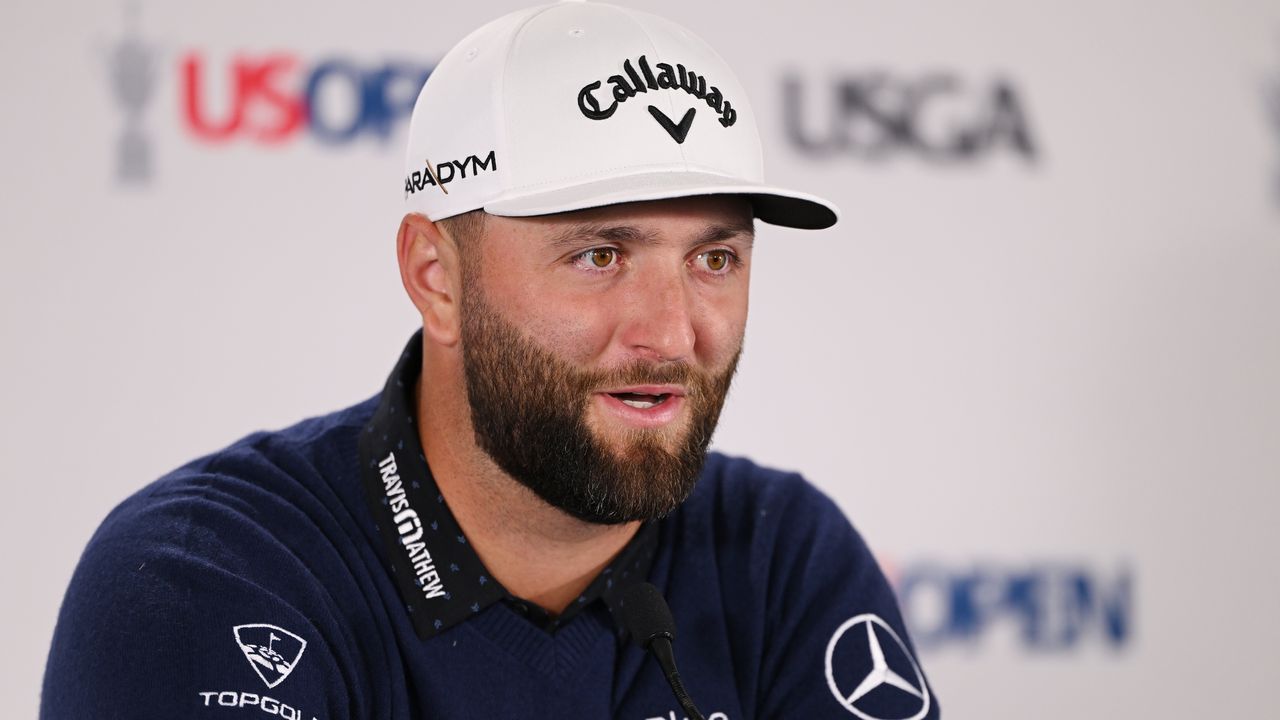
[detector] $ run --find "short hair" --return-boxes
[437,210,486,254]
[436,210,487,289]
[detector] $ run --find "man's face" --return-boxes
[457,195,754,524]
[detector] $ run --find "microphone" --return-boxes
[618,582,706,720]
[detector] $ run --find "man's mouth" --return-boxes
[608,391,672,409]
[595,385,687,428]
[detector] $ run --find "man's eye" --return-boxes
[698,249,735,273]
[574,247,619,271]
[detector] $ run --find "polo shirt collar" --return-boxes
[359,329,658,641]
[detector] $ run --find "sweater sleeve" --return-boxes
[41,471,353,720]
[755,474,941,720]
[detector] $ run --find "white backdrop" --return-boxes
[3,0,1279,717]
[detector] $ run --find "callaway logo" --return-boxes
[234,624,307,689]
[824,614,930,720]
[577,55,738,144]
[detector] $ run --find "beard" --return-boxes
[459,282,741,525]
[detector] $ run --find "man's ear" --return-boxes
[397,213,463,347]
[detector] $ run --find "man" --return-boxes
[43,2,938,719]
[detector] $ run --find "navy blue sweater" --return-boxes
[42,334,938,720]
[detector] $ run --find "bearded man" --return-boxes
[43,3,938,719]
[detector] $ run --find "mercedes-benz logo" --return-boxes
[825,614,930,720]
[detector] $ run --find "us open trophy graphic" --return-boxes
[110,5,157,184]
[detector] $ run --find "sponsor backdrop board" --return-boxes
[3,0,1279,717]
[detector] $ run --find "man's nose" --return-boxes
[616,267,697,363]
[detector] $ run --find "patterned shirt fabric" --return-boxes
[41,332,940,720]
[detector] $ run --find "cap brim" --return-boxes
[483,171,839,230]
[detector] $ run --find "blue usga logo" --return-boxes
[895,563,1133,652]
[781,71,1038,163]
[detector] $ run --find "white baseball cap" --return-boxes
[402,0,839,230]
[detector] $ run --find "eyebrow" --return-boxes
[545,218,755,250]
[698,221,755,246]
